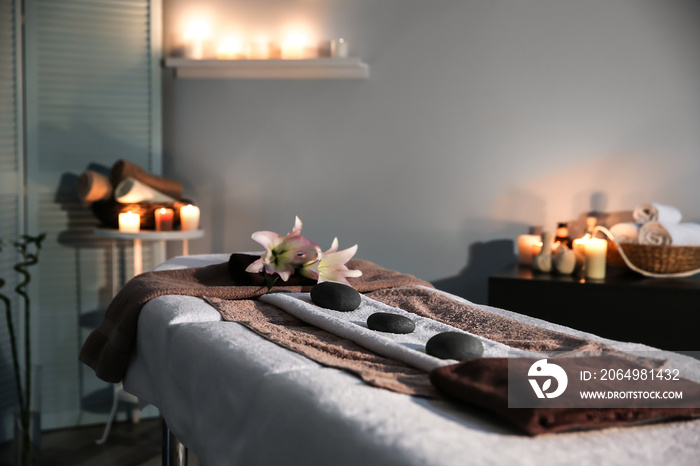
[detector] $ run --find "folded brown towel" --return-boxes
[430,357,700,435]
[109,159,184,200]
[79,254,430,383]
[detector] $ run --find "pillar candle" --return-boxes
[517,234,541,266]
[154,207,174,231]
[118,211,140,233]
[584,238,607,280]
[180,204,200,231]
[572,235,589,270]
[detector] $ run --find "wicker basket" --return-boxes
[606,240,700,275]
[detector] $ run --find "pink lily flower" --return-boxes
[300,237,362,285]
[245,217,320,281]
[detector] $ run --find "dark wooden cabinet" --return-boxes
[488,265,700,354]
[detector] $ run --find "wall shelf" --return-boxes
[163,57,369,80]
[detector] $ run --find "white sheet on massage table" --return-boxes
[123,254,700,466]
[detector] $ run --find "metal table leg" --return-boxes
[162,419,188,466]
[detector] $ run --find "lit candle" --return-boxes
[154,207,174,231]
[217,35,245,59]
[517,234,541,266]
[572,234,590,269]
[247,39,272,59]
[183,18,212,59]
[118,211,140,233]
[180,204,200,231]
[531,241,543,256]
[281,30,315,59]
[584,238,607,280]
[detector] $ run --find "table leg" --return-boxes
[111,239,118,296]
[182,239,189,256]
[162,419,188,466]
[153,239,166,268]
[134,239,143,276]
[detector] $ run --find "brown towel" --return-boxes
[367,286,611,355]
[77,170,113,203]
[79,254,430,383]
[430,357,700,435]
[206,297,438,397]
[109,159,184,200]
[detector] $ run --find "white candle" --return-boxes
[584,238,607,280]
[330,38,348,58]
[247,40,272,59]
[118,211,140,233]
[517,234,541,266]
[281,30,315,59]
[572,235,590,270]
[217,36,245,59]
[154,207,174,231]
[180,204,200,231]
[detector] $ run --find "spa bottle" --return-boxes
[554,222,572,248]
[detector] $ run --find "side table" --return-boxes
[488,265,700,355]
[92,228,204,444]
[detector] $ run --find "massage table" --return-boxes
[121,254,700,466]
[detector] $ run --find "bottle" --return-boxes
[554,222,572,248]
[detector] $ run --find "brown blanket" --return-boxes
[430,357,700,435]
[79,254,429,383]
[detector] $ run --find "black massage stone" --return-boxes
[425,332,484,361]
[367,312,416,334]
[311,281,362,312]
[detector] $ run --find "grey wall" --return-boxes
[162,0,700,303]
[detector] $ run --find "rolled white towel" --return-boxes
[633,203,682,224]
[609,222,639,243]
[638,222,700,246]
[114,177,178,204]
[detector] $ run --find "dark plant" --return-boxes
[1,233,46,465]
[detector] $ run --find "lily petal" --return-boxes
[291,216,303,235]
[245,258,265,273]
[251,230,280,250]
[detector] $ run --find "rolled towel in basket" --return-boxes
[633,203,682,224]
[638,222,700,246]
[77,170,113,203]
[609,222,639,243]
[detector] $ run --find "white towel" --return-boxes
[114,177,178,204]
[638,222,700,246]
[258,292,533,373]
[609,222,640,243]
[633,203,682,225]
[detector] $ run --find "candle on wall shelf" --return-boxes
[584,237,607,280]
[217,36,245,59]
[180,204,200,231]
[517,234,541,266]
[572,235,589,269]
[247,40,272,59]
[154,207,174,231]
[118,211,140,233]
[183,18,213,59]
[330,38,348,58]
[281,30,316,59]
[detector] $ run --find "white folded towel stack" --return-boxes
[633,203,682,225]
[638,222,700,246]
[609,222,640,243]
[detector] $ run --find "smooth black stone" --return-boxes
[425,332,484,361]
[367,312,416,334]
[310,281,362,312]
